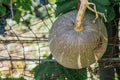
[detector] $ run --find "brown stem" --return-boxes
[74,0,88,32]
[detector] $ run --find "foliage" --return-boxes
[33,59,87,80]
[13,0,32,23]
[0,1,12,36]
[0,0,119,23]
[0,0,32,36]
[0,0,32,23]
[0,77,26,80]
[0,4,6,17]
[55,0,78,16]
[34,4,55,20]
[0,0,55,23]
[55,0,120,22]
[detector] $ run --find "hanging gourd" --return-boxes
[49,0,108,69]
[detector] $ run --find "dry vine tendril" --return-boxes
[75,0,107,32]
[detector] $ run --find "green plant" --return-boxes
[0,77,26,80]
[33,55,87,80]
[55,0,120,22]
[0,0,32,23]
[0,0,33,36]
[33,60,87,80]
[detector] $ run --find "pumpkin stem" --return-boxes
[74,0,107,32]
[74,0,88,32]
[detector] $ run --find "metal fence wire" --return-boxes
[0,1,120,80]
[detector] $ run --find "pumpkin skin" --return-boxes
[49,10,108,69]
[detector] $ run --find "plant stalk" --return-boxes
[74,0,88,32]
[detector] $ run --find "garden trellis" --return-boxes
[0,0,120,80]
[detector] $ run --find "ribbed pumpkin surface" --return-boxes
[49,10,108,69]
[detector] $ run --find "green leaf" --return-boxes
[11,0,32,23]
[94,4,115,22]
[21,0,31,10]
[0,4,6,17]
[2,0,10,5]
[55,0,78,16]
[55,0,117,22]
[15,0,32,11]
[13,10,22,23]
[110,0,120,4]
[63,68,87,80]
[0,0,3,3]
[56,0,67,2]
[89,0,110,5]
[48,0,56,4]
[33,61,62,80]
[105,7,115,22]
[59,77,66,80]
[33,60,87,80]
[87,0,115,22]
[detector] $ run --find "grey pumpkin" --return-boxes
[49,10,108,69]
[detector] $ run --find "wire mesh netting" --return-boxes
[0,1,55,79]
[0,0,120,80]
